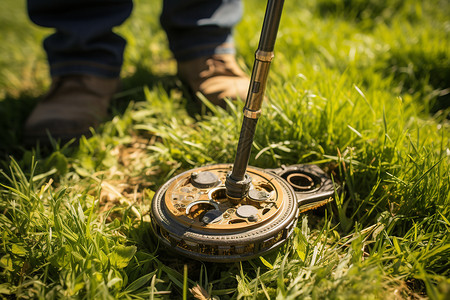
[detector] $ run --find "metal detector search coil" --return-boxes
[150,164,337,262]
[151,164,298,262]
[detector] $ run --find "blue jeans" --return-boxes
[27,0,243,78]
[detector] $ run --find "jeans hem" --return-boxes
[174,42,236,62]
[50,60,121,78]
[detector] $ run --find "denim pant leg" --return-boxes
[161,0,243,61]
[27,0,133,78]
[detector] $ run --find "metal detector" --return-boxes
[150,0,339,262]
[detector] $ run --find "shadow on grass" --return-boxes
[384,49,450,116]
[0,92,36,159]
[0,65,201,161]
[113,65,202,117]
[316,0,407,25]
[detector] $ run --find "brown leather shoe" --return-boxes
[23,74,120,146]
[177,54,249,108]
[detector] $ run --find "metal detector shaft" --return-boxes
[226,0,285,200]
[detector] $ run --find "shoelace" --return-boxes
[199,57,237,78]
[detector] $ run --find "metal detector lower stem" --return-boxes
[226,0,285,200]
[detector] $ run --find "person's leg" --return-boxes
[161,0,242,61]
[24,0,132,145]
[161,0,249,107]
[27,0,132,78]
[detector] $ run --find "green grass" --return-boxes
[1,0,449,298]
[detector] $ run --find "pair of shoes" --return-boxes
[177,54,249,108]
[23,54,248,145]
[23,74,120,146]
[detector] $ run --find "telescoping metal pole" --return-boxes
[226,0,285,201]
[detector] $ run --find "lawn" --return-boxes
[1,0,449,299]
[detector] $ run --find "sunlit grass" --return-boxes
[1,0,449,298]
